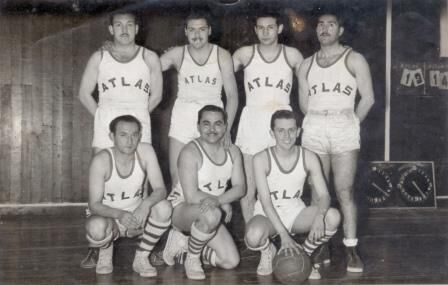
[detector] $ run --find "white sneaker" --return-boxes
[133,251,157,277]
[308,264,322,280]
[163,229,188,266]
[96,244,113,275]
[257,243,277,276]
[184,254,205,280]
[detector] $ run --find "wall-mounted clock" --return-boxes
[365,166,394,207]
[397,165,434,206]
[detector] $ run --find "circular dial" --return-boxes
[365,166,393,206]
[397,166,434,205]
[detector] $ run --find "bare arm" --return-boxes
[348,52,375,122]
[297,57,312,115]
[232,46,252,72]
[216,145,246,205]
[79,51,101,116]
[160,46,183,72]
[143,49,163,113]
[219,48,239,133]
[133,143,168,225]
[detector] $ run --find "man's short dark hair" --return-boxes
[185,10,212,28]
[197,105,228,124]
[109,115,142,134]
[253,9,283,26]
[270,110,301,130]
[108,11,138,26]
[314,6,345,28]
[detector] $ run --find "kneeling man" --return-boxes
[85,115,172,277]
[245,110,341,279]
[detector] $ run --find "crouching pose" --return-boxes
[85,115,172,277]
[163,105,246,280]
[245,110,341,279]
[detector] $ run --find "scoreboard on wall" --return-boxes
[359,161,436,208]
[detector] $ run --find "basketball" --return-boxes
[273,247,312,284]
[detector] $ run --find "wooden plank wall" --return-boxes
[0,14,108,204]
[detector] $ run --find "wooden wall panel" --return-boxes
[0,85,12,203]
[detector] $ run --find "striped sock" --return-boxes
[201,245,217,266]
[188,223,216,257]
[303,230,337,256]
[137,217,171,256]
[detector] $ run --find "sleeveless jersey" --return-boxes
[177,44,223,104]
[266,146,307,208]
[98,46,151,109]
[102,148,145,212]
[306,48,357,111]
[243,44,293,108]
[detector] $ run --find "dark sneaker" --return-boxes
[312,244,331,267]
[80,247,98,269]
[346,246,364,273]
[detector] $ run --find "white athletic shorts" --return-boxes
[302,109,360,155]
[169,98,223,144]
[253,199,306,232]
[236,105,291,155]
[93,106,152,149]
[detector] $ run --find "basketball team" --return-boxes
[78,5,375,282]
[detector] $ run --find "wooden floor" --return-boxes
[1,208,448,285]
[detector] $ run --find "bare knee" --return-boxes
[325,208,341,231]
[219,253,240,269]
[336,187,355,206]
[245,224,268,249]
[195,207,222,233]
[86,216,111,241]
[151,200,173,222]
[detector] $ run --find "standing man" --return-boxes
[233,11,303,223]
[79,11,163,153]
[160,11,238,189]
[245,110,340,279]
[85,115,172,277]
[298,11,375,273]
[78,11,163,268]
[163,105,245,280]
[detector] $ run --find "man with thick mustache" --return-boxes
[298,10,375,273]
[78,11,163,268]
[160,11,238,191]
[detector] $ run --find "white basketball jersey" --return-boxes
[177,44,223,104]
[102,148,145,212]
[266,146,307,208]
[306,48,357,111]
[98,46,151,109]
[244,44,293,108]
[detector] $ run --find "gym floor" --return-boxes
[1,208,447,285]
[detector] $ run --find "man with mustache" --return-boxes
[78,11,163,268]
[298,10,375,273]
[163,105,245,280]
[160,11,238,191]
[232,11,303,224]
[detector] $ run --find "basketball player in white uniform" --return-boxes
[79,12,163,153]
[85,115,172,277]
[233,11,303,223]
[161,11,238,190]
[245,110,340,280]
[162,105,245,280]
[78,11,163,268]
[298,11,375,273]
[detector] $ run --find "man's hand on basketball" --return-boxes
[199,197,220,213]
[309,214,325,242]
[221,203,232,223]
[280,233,302,256]
[221,131,232,149]
[118,211,140,229]
[133,204,150,228]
